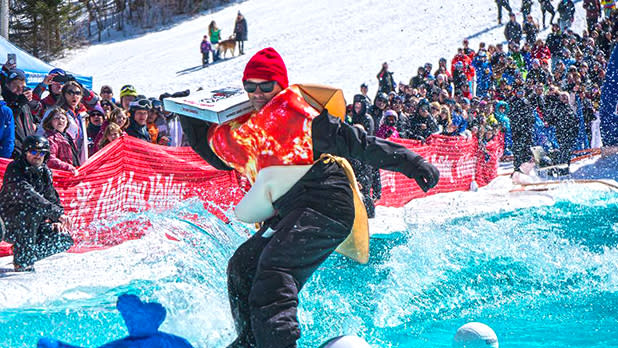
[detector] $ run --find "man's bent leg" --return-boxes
[248,207,353,348]
[31,223,74,264]
[227,226,272,348]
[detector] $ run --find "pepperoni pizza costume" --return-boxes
[180,47,439,348]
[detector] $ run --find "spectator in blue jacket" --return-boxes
[0,100,14,158]
[472,51,493,98]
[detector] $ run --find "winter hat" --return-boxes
[384,110,398,119]
[7,69,26,83]
[353,94,365,103]
[88,104,105,117]
[120,84,138,98]
[243,47,288,90]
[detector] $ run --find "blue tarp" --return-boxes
[600,45,618,147]
[0,36,92,90]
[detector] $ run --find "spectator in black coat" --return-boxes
[546,24,565,71]
[509,89,536,172]
[351,94,375,136]
[376,62,396,97]
[584,0,602,32]
[0,135,73,271]
[369,92,388,128]
[0,68,38,159]
[408,99,439,141]
[496,0,513,24]
[521,0,534,20]
[557,0,576,31]
[125,99,152,142]
[544,90,579,173]
[539,0,556,28]
[505,12,523,44]
[523,15,539,45]
[234,12,248,55]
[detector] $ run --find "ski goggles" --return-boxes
[243,80,276,93]
[129,99,152,110]
[28,149,48,156]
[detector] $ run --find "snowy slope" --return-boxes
[55,0,587,102]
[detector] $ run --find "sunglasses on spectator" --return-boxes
[243,81,276,93]
[90,112,104,117]
[28,150,47,156]
[65,89,81,96]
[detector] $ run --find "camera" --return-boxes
[52,74,72,83]
[7,53,16,66]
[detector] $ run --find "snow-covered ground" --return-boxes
[55,0,588,101]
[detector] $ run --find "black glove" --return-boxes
[413,159,440,192]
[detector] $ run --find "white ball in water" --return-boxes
[321,335,371,348]
[452,322,499,348]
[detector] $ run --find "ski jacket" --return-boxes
[505,21,523,43]
[44,129,79,171]
[557,0,576,21]
[234,18,248,41]
[126,118,151,143]
[0,156,64,230]
[0,101,14,158]
[1,89,36,159]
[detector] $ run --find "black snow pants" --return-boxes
[226,158,355,348]
[1,204,73,267]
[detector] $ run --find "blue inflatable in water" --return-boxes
[37,294,193,348]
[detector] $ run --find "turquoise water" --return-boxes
[0,187,617,347]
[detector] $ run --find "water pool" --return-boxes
[0,185,616,347]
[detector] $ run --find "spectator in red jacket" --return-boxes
[42,107,79,174]
[531,39,552,64]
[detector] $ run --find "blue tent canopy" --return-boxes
[0,36,92,90]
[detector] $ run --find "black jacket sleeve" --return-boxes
[178,115,233,171]
[1,163,64,221]
[312,109,428,179]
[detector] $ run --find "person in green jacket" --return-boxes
[208,20,222,61]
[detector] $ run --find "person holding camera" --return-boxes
[32,68,70,117]
[0,135,74,272]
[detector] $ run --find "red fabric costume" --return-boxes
[208,85,318,183]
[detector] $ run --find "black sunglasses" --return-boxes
[243,81,276,93]
[65,89,81,96]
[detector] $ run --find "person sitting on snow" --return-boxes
[179,47,439,348]
[0,135,73,272]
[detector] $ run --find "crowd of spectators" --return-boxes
[348,3,616,179]
[0,2,616,188]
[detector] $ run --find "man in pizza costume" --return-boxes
[179,47,440,348]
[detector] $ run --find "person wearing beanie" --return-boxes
[119,84,138,111]
[180,47,439,348]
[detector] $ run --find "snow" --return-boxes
[54,0,588,102]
